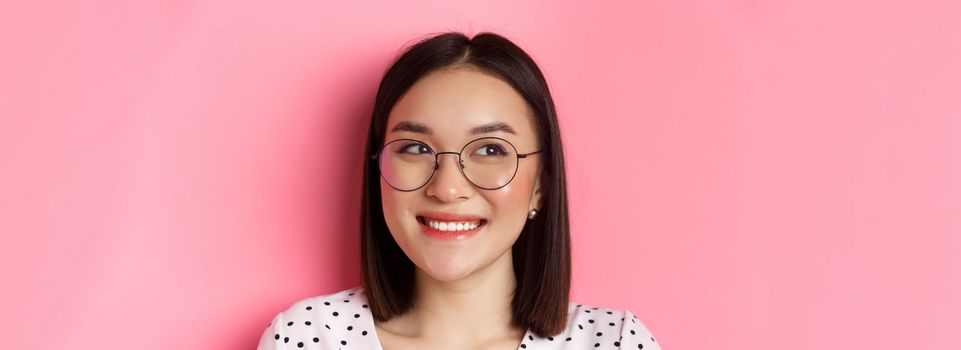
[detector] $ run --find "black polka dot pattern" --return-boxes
[256,286,661,350]
[256,287,380,349]
[515,303,660,350]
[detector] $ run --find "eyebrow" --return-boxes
[389,121,517,136]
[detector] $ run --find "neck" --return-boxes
[407,250,521,343]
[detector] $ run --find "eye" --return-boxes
[473,143,508,156]
[398,142,431,155]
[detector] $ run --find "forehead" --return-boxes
[386,67,537,142]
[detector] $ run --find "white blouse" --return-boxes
[257,286,662,350]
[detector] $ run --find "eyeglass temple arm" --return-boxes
[517,150,543,159]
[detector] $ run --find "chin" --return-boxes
[418,256,476,282]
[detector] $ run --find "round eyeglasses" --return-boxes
[371,137,541,191]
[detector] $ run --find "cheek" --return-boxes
[486,171,538,227]
[380,182,415,239]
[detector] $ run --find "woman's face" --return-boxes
[380,67,544,282]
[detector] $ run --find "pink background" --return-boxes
[2,1,959,349]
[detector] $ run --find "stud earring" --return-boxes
[527,208,538,220]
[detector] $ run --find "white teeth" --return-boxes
[423,218,483,232]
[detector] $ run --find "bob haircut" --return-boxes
[360,31,571,337]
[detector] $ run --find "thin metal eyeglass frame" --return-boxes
[370,136,542,192]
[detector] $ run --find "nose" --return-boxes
[425,152,474,202]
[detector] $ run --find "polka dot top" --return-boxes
[257,286,661,350]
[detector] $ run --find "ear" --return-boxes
[529,169,547,211]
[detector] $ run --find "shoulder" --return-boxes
[567,302,661,349]
[256,286,376,350]
[521,302,662,349]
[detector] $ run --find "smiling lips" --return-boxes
[416,211,488,239]
[423,218,481,231]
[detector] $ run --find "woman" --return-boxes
[258,31,661,350]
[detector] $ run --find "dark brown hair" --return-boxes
[359,31,571,337]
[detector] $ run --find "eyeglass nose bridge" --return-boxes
[432,151,465,170]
